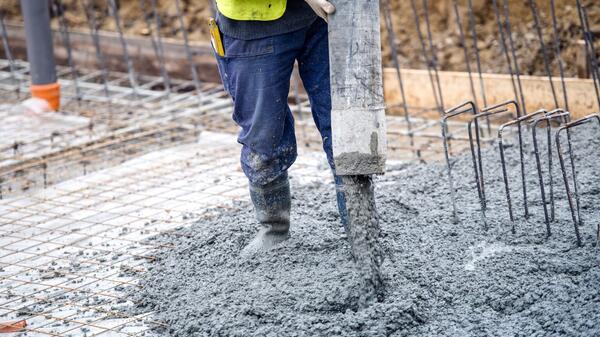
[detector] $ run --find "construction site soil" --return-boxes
[1,0,599,77]
[127,124,600,337]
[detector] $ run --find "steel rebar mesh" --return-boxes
[1,0,598,335]
[1,134,339,335]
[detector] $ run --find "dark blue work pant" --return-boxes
[215,19,347,227]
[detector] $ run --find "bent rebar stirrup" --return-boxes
[555,114,600,246]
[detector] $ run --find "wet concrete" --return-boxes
[128,125,600,336]
[342,175,385,308]
[334,152,387,175]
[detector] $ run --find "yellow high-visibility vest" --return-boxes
[216,0,287,21]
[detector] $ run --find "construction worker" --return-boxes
[211,0,343,255]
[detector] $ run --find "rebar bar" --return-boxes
[491,0,523,117]
[546,2,583,230]
[527,0,559,109]
[54,0,82,103]
[421,0,445,114]
[497,108,545,228]
[382,0,417,159]
[501,0,526,116]
[107,0,139,98]
[150,0,171,94]
[441,100,478,224]
[408,0,443,116]
[0,137,252,334]
[575,2,600,110]
[556,114,600,246]
[140,0,171,95]
[466,0,488,117]
[470,101,518,218]
[531,110,570,235]
[549,0,569,111]
[80,0,111,103]
[0,11,20,95]
[174,0,201,99]
[450,0,480,121]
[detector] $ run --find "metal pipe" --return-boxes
[20,0,60,110]
[329,0,387,175]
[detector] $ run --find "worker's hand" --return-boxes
[305,0,335,22]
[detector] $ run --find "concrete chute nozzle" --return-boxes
[328,0,387,306]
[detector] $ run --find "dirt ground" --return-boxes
[1,0,598,77]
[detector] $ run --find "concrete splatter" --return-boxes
[342,175,385,308]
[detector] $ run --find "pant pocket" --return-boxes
[222,35,274,58]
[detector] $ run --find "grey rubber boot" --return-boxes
[241,173,291,256]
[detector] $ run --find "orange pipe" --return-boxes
[30,82,61,111]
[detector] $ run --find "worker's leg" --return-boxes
[216,35,299,185]
[215,29,303,253]
[296,19,348,229]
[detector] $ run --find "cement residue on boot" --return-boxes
[126,126,600,337]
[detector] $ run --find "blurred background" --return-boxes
[1,0,598,76]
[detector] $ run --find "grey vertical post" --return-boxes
[20,0,57,85]
[328,0,387,175]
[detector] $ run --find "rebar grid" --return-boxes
[0,57,489,201]
[1,122,200,198]
[0,131,341,335]
[0,1,597,335]
[0,60,227,145]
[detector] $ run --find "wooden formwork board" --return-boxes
[2,23,597,119]
[383,68,599,119]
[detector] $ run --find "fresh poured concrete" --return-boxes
[129,125,600,337]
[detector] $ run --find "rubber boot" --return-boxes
[334,174,349,237]
[241,173,291,256]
